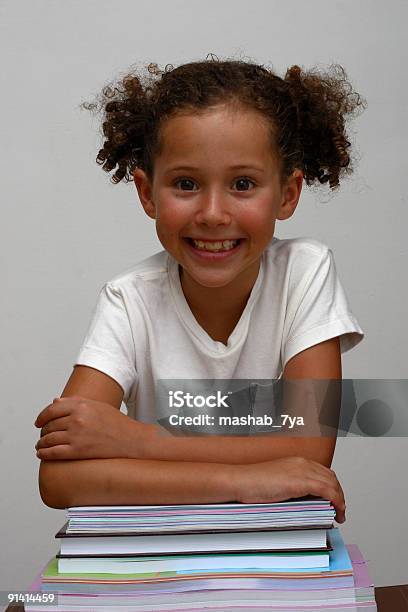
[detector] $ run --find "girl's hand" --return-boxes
[231,456,346,523]
[34,397,154,461]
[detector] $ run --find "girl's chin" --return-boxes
[180,265,247,290]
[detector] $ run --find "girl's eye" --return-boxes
[234,178,255,191]
[174,177,255,191]
[175,178,198,191]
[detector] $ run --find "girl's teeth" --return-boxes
[192,239,238,252]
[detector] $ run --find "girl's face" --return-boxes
[134,104,302,295]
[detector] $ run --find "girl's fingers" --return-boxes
[40,416,71,436]
[304,462,345,508]
[35,398,73,428]
[36,431,69,450]
[311,474,345,516]
[307,460,338,479]
[305,478,345,523]
[310,467,344,497]
[36,444,74,461]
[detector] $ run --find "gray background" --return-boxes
[1,0,407,593]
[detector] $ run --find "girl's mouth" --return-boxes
[186,238,241,252]
[183,237,243,259]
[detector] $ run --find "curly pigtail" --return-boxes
[283,64,366,189]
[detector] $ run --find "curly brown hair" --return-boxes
[82,55,366,190]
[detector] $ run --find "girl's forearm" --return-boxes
[141,379,340,468]
[38,458,237,509]
[38,456,347,522]
[142,430,336,468]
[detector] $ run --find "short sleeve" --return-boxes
[282,246,364,369]
[74,283,138,402]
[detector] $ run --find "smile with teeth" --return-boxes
[189,239,240,252]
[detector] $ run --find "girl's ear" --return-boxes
[277,169,303,221]
[133,168,156,219]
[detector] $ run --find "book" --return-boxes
[57,549,330,574]
[57,525,330,556]
[64,500,335,535]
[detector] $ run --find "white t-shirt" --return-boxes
[75,237,364,421]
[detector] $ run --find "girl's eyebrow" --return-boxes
[165,164,265,174]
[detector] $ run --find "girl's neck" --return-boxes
[179,259,261,344]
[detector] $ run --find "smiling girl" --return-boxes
[35,58,366,521]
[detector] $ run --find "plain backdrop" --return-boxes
[1,0,407,595]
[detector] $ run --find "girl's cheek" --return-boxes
[157,203,192,231]
[155,222,179,245]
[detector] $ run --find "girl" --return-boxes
[35,57,366,522]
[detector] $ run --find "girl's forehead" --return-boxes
[163,103,271,133]
[157,105,278,164]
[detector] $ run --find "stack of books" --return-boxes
[26,499,377,611]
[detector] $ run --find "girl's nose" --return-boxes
[194,190,232,226]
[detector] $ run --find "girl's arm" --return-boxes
[36,347,345,520]
[38,456,345,522]
[142,337,341,468]
[35,338,340,469]
[38,457,235,508]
